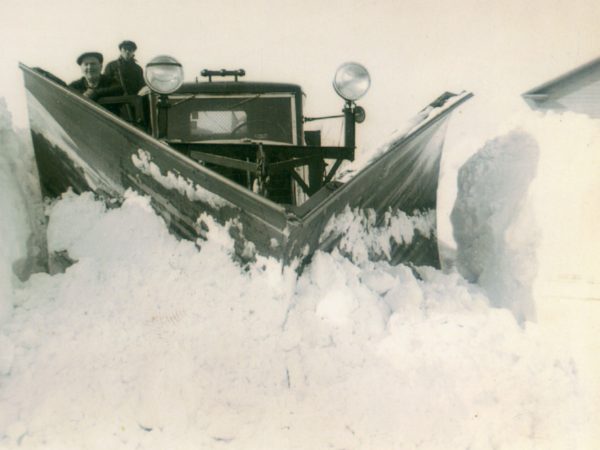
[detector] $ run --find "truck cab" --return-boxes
[98,57,370,205]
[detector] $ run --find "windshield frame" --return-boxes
[162,92,299,145]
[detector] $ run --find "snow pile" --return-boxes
[451,128,540,322]
[524,112,600,298]
[0,99,44,323]
[0,191,586,449]
[451,109,600,321]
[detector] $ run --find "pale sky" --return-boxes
[1,0,599,145]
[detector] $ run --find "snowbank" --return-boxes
[0,190,588,449]
[451,108,600,322]
[524,112,600,299]
[0,99,45,323]
[452,128,540,322]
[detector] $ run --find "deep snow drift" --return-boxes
[0,97,599,448]
[452,109,600,319]
[0,99,45,323]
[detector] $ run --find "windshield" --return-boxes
[166,95,295,143]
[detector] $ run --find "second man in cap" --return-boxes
[104,40,145,95]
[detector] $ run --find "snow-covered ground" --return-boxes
[0,90,599,450]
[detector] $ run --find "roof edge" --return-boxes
[522,55,600,97]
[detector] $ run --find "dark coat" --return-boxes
[104,58,145,95]
[68,74,123,101]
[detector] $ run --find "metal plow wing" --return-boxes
[284,92,472,267]
[21,63,471,269]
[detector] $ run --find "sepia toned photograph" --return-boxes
[0,0,599,448]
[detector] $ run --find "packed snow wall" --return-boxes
[0,99,45,323]
[452,108,600,321]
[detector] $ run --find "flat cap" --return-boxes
[119,40,137,51]
[76,52,103,65]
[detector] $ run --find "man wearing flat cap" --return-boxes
[69,52,122,101]
[104,40,145,95]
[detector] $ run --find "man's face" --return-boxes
[80,57,102,80]
[120,47,135,61]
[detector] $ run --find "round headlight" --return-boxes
[144,55,184,94]
[333,62,371,101]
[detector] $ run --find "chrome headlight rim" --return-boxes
[144,55,184,95]
[333,62,371,102]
